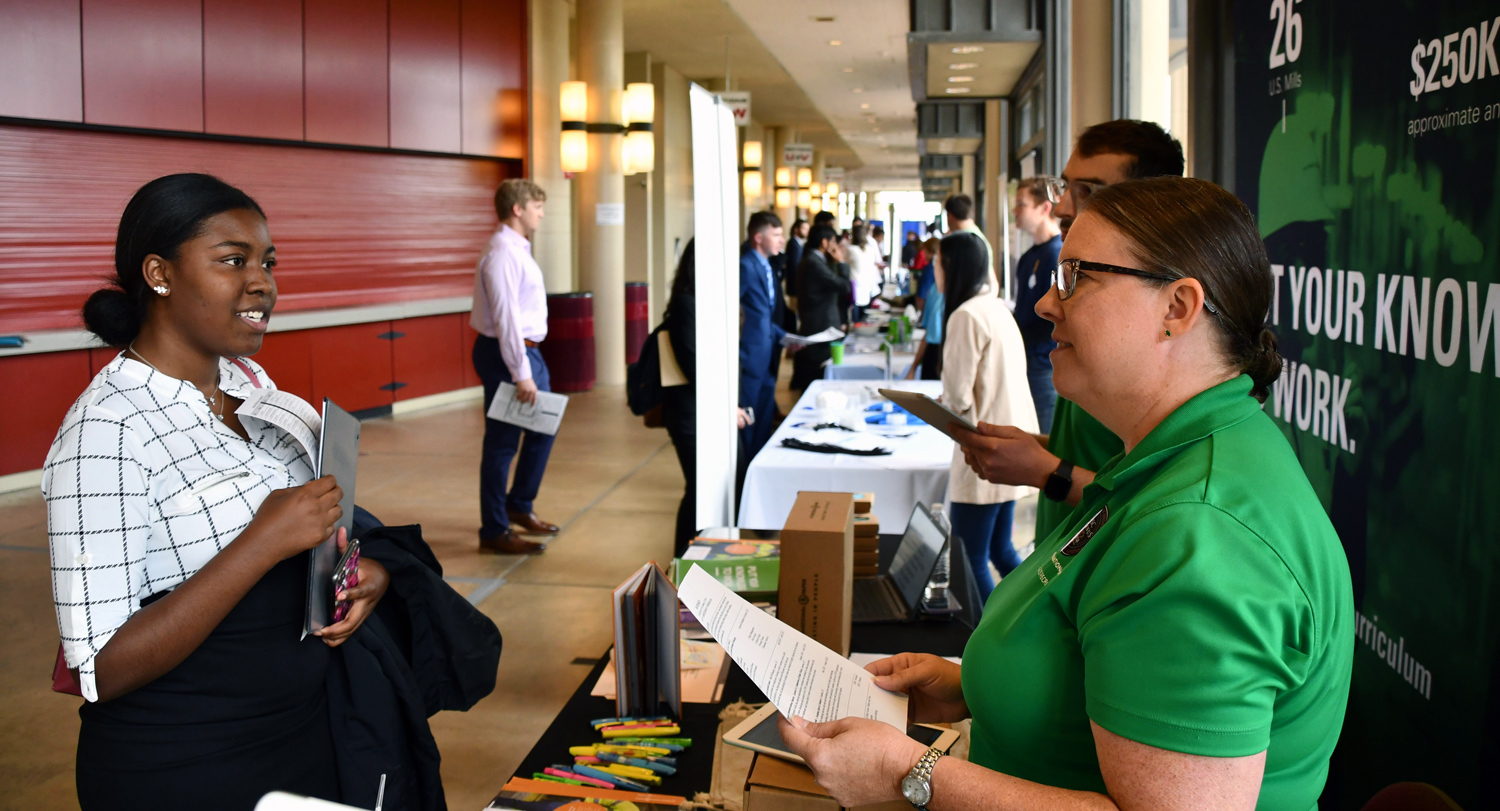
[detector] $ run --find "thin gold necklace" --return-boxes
[127,343,225,422]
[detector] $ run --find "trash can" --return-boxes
[541,292,595,392]
[625,282,650,365]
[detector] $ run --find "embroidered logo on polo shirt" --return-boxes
[1038,506,1110,586]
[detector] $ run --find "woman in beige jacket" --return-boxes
[938,232,1039,600]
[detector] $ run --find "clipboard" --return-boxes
[303,398,360,638]
[877,388,977,440]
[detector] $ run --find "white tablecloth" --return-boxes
[738,380,952,533]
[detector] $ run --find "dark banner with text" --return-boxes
[1234,0,1500,806]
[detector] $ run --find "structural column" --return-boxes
[576,0,627,385]
[529,0,574,293]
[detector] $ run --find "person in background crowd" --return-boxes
[813,210,837,230]
[1012,176,1064,432]
[870,225,887,273]
[780,218,809,335]
[739,211,786,458]
[846,224,882,320]
[950,119,1186,546]
[901,230,921,270]
[937,231,1037,599]
[48,173,388,808]
[944,194,994,284]
[905,237,944,382]
[791,224,851,391]
[781,176,1354,811]
[472,179,558,555]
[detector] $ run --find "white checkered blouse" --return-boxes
[43,353,315,702]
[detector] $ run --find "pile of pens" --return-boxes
[529,716,693,793]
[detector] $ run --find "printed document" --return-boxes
[780,327,846,347]
[487,382,569,435]
[678,565,907,729]
[237,389,322,461]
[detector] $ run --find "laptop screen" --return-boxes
[889,504,947,609]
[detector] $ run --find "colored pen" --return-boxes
[598,751,676,775]
[543,767,614,790]
[572,764,650,792]
[601,725,680,738]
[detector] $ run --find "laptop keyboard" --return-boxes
[852,578,906,623]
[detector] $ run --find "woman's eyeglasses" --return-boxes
[1052,258,1222,316]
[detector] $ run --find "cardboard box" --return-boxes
[854,550,879,567]
[853,513,879,538]
[852,492,875,514]
[779,492,854,656]
[744,753,909,811]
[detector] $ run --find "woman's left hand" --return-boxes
[315,533,389,647]
[777,714,926,806]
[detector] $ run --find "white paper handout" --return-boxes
[236,389,322,461]
[487,382,569,435]
[780,326,846,347]
[678,565,907,730]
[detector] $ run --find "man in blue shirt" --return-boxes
[739,211,786,457]
[1011,176,1063,431]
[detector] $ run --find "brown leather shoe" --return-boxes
[479,530,546,555]
[507,511,560,534]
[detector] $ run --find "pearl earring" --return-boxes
[153,286,169,295]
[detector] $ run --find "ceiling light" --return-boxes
[872,127,881,132]
[829,40,842,46]
[949,62,979,70]
[944,87,972,94]
[951,45,984,54]
[860,103,870,109]
[852,88,863,93]
[843,67,854,73]
[948,76,975,83]
[812,15,834,22]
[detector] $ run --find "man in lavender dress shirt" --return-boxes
[471,179,558,555]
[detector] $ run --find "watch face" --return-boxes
[901,775,932,805]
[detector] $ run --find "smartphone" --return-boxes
[330,539,361,624]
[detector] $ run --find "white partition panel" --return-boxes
[688,84,741,529]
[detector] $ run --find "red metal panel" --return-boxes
[251,330,315,404]
[305,0,389,148]
[0,124,516,333]
[461,317,482,389]
[460,0,528,158]
[89,347,119,377]
[0,350,92,476]
[389,0,462,153]
[203,0,304,141]
[0,0,83,122]
[390,313,465,401]
[308,322,394,413]
[81,0,204,132]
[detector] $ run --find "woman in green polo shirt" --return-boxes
[780,177,1354,810]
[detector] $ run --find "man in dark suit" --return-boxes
[791,224,851,392]
[739,211,786,457]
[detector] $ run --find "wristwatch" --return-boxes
[1044,459,1074,502]
[900,746,944,810]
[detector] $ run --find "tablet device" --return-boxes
[877,389,977,440]
[723,703,960,765]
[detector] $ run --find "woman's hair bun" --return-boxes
[83,286,144,348]
[1245,326,1283,404]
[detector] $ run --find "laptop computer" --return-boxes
[852,502,948,624]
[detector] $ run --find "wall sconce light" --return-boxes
[809,196,823,214]
[623,82,655,174]
[809,181,822,197]
[561,80,655,175]
[775,187,792,208]
[797,189,812,209]
[743,140,763,169]
[797,167,812,187]
[775,167,791,187]
[826,181,840,196]
[743,169,763,198]
[560,80,589,173]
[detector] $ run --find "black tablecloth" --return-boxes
[506,533,973,800]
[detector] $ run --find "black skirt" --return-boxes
[76,553,340,811]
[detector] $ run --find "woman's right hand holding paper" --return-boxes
[865,652,969,724]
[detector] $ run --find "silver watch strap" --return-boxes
[908,746,943,809]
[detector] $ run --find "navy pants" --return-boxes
[741,378,778,459]
[949,500,1019,602]
[473,337,556,539]
[1027,352,1057,434]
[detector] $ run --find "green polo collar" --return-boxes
[1089,375,1260,493]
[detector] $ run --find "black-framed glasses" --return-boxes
[1041,176,1105,208]
[1052,258,1222,316]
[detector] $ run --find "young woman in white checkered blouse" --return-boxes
[44,174,388,809]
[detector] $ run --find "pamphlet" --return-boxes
[780,326,846,347]
[236,388,322,461]
[677,565,906,729]
[487,382,569,435]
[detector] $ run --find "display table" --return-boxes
[738,380,951,534]
[837,332,921,376]
[504,533,973,804]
